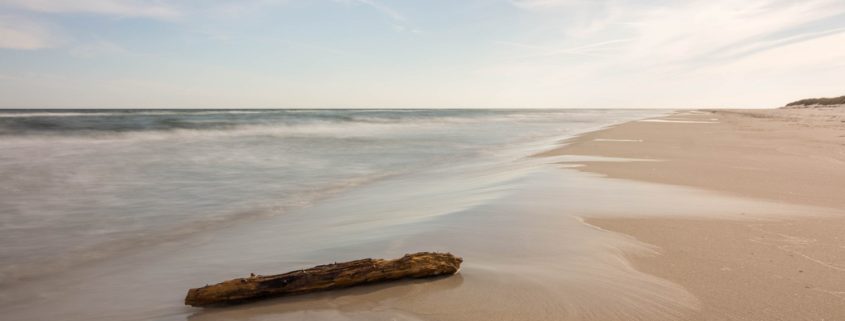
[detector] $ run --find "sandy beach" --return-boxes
[4,0,844,319]
[2,108,844,321]
[543,107,845,320]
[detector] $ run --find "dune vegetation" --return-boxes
[786,95,845,107]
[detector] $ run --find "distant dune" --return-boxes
[785,95,845,108]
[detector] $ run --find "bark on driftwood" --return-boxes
[185,252,462,307]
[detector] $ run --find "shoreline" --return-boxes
[4,108,844,320]
[543,108,845,320]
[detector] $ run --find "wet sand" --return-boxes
[4,109,845,320]
[7,123,835,321]
[543,108,845,320]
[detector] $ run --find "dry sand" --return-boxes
[543,107,845,320]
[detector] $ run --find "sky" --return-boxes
[0,0,843,108]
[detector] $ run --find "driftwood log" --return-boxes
[185,252,462,307]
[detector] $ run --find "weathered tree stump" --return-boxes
[185,252,462,307]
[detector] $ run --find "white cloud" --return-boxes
[511,0,584,9]
[69,40,128,58]
[695,31,845,77]
[0,0,180,51]
[201,0,291,19]
[1,0,842,107]
[335,0,405,22]
[497,38,634,59]
[332,0,418,35]
[620,0,845,67]
[0,15,63,50]
[487,0,845,107]
[0,0,180,19]
[355,0,404,21]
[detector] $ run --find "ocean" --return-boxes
[0,109,683,320]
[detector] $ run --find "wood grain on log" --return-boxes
[185,252,462,307]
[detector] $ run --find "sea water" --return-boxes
[0,109,672,320]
